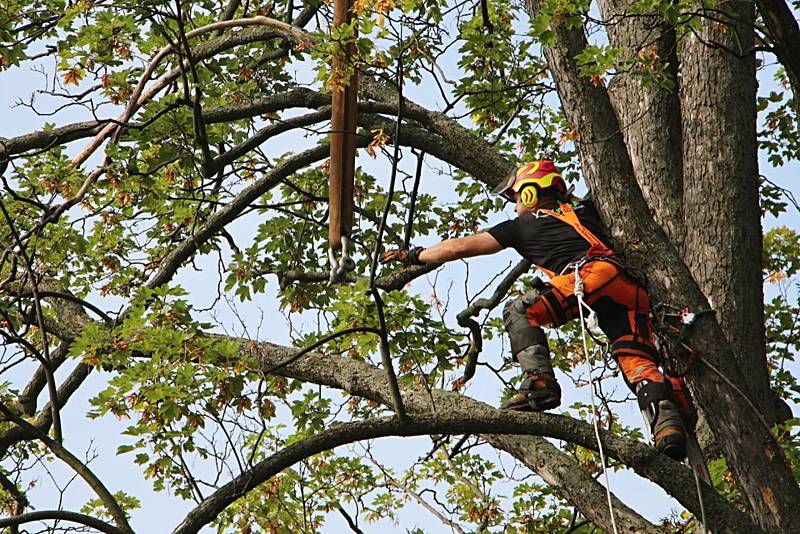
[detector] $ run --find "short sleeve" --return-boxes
[487,219,520,249]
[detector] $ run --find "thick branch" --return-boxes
[275,263,440,291]
[173,412,664,534]
[242,340,758,533]
[0,121,105,157]
[597,0,684,245]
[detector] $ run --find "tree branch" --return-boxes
[242,339,757,533]
[0,510,126,534]
[0,404,133,533]
[173,412,665,534]
[455,259,531,387]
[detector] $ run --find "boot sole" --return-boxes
[657,432,687,461]
[501,394,560,412]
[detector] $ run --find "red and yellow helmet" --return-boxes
[492,160,566,207]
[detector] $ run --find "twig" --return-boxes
[367,30,409,421]
[402,149,425,248]
[263,327,381,375]
[336,505,365,534]
[455,259,531,387]
[13,290,112,323]
[0,403,134,534]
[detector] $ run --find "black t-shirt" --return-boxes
[487,199,611,275]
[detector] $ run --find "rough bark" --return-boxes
[680,0,774,425]
[524,0,800,530]
[173,413,662,534]
[598,0,685,244]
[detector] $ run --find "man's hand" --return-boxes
[380,246,425,266]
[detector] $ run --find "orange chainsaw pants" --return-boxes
[526,259,666,387]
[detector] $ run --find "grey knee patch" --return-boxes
[503,291,551,362]
[516,343,552,372]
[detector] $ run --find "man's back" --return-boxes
[487,199,611,274]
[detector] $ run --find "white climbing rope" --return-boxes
[574,264,620,534]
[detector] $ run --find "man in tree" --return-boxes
[382,160,689,460]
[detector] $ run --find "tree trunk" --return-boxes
[597,0,685,244]
[524,0,800,530]
[679,0,775,426]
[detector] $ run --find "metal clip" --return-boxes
[329,236,356,283]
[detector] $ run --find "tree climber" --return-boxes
[381,160,689,460]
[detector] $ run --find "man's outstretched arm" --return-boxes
[382,232,504,265]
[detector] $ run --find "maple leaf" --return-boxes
[559,127,579,146]
[63,67,84,86]
[367,128,389,158]
[589,74,605,87]
[768,270,787,283]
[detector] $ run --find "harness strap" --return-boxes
[531,202,614,278]
[537,202,614,256]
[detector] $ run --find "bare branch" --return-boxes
[455,259,531,387]
[0,404,134,534]
[0,510,126,534]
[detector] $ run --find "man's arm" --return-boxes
[417,232,503,263]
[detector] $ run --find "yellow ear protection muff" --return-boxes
[519,184,539,208]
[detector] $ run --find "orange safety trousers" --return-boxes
[526,259,666,386]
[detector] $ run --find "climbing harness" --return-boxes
[533,202,614,278]
[574,264,620,534]
[328,0,359,283]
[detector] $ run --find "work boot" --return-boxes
[652,399,687,461]
[636,380,688,461]
[501,369,561,412]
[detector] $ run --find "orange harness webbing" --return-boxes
[534,202,614,278]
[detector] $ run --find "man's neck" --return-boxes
[537,198,561,209]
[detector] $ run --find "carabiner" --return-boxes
[329,236,356,283]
